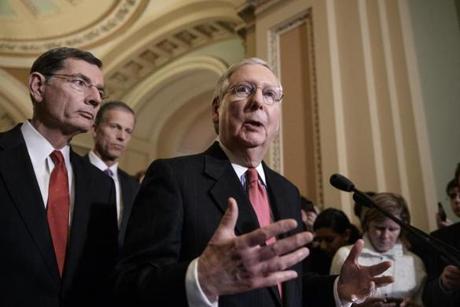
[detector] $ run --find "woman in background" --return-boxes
[304,208,360,275]
[330,193,426,306]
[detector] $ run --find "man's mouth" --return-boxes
[79,111,94,120]
[112,144,124,150]
[244,120,263,128]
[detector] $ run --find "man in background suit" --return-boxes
[116,58,392,307]
[86,101,139,243]
[0,47,118,307]
[423,172,460,306]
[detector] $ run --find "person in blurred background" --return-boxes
[331,193,426,306]
[300,196,318,232]
[305,208,361,275]
[437,178,460,228]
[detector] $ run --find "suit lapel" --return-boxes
[0,127,60,281]
[119,172,136,244]
[264,164,296,223]
[204,143,260,235]
[62,151,91,286]
[265,164,298,307]
[204,143,293,307]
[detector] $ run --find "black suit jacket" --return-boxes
[83,155,140,245]
[117,168,140,244]
[0,125,119,307]
[116,142,335,307]
[422,222,460,307]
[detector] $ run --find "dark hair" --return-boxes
[94,101,135,127]
[446,178,458,195]
[353,191,376,219]
[313,208,361,243]
[30,47,102,76]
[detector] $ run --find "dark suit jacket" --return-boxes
[116,142,335,307]
[422,222,460,307]
[83,155,140,245]
[0,125,119,307]
[117,168,140,244]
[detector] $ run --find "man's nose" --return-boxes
[247,88,264,108]
[86,88,102,108]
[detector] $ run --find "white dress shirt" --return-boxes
[88,150,122,227]
[20,121,75,224]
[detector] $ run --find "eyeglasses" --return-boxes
[225,81,284,105]
[45,73,107,100]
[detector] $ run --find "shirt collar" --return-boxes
[362,234,404,259]
[88,150,118,174]
[217,140,266,185]
[21,120,71,165]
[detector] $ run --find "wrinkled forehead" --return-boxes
[229,64,281,88]
[61,58,104,85]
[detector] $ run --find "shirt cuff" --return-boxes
[185,257,218,307]
[334,276,353,307]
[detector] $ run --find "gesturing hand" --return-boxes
[198,197,312,302]
[440,265,460,290]
[338,240,394,303]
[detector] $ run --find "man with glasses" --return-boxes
[116,58,393,307]
[0,47,118,307]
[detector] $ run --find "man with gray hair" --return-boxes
[116,58,393,307]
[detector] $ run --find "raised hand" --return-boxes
[198,197,312,302]
[337,239,394,303]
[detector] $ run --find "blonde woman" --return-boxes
[330,193,426,306]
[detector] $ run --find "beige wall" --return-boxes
[249,0,440,231]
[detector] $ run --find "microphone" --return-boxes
[329,174,355,192]
[329,173,460,267]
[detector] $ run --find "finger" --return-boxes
[344,239,364,264]
[209,197,238,242]
[257,232,313,261]
[372,275,394,288]
[239,219,298,248]
[256,247,309,274]
[366,261,392,277]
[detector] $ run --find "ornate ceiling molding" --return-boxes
[103,2,241,101]
[0,0,148,57]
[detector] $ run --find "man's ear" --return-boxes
[29,72,46,103]
[211,97,220,126]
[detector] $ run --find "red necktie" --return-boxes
[246,168,282,296]
[47,150,70,277]
[246,168,272,230]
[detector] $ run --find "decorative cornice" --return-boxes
[267,9,323,204]
[0,0,148,56]
[105,19,239,100]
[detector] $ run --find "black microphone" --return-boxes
[329,174,355,192]
[329,173,460,267]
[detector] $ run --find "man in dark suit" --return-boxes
[422,175,460,306]
[116,58,392,306]
[86,101,139,243]
[0,47,118,307]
